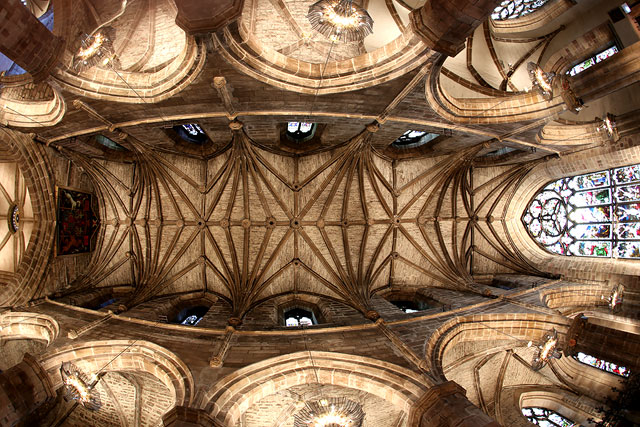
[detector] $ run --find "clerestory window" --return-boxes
[573,352,630,377]
[522,163,640,258]
[284,307,316,327]
[567,46,619,77]
[521,407,582,426]
[286,122,316,143]
[491,0,549,21]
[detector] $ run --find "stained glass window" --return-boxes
[391,300,430,313]
[522,407,581,426]
[567,46,619,76]
[96,135,127,151]
[173,306,209,326]
[286,122,316,143]
[491,0,549,20]
[173,124,208,144]
[392,130,439,148]
[284,307,315,327]
[522,164,640,258]
[574,352,630,377]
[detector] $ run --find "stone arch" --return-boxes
[0,129,56,307]
[427,56,564,124]
[424,313,570,381]
[515,387,602,426]
[505,143,640,278]
[0,82,66,128]
[202,351,429,426]
[0,311,59,345]
[490,0,574,35]
[38,340,194,407]
[215,19,433,95]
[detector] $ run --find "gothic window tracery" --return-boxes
[522,164,640,258]
[573,352,630,377]
[521,407,582,426]
[173,306,209,326]
[491,0,550,20]
[284,307,316,327]
[173,124,208,144]
[286,122,316,143]
[392,130,439,149]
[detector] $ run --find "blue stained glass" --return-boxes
[616,203,640,221]
[613,164,640,184]
[569,224,610,239]
[522,163,640,258]
[574,352,630,377]
[288,122,299,133]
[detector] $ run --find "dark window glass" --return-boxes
[286,122,316,143]
[392,130,439,148]
[390,300,429,313]
[96,135,127,151]
[173,306,209,326]
[284,307,316,327]
[173,124,208,144]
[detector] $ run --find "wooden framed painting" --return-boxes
[56,187,100,256]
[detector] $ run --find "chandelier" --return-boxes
[73,27,119,72]
[603,283,623,311]
[60,362,102,411]
[596,113,619,142]
[527,62,554,100]
[293,397,365,427]
[531,329,562,371]
[307,0,374,43]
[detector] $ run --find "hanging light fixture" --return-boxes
[307,0,374,43]
[596,113,620,142]
[293,397,365,427]
[60,362,102,411]
[72,26,119,72]
[530,328,562,371]
[602,283,623,311]
[527,62,555,101]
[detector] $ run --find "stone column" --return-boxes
[409,381,500,427]
[410,0,502,56]
[162,406,220,427]
[0,353,55,426]
[0,0,63,81]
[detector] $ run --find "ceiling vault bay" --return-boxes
[57,122,548,318]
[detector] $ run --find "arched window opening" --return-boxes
[173,124,208,144]
[568,46,619,76]
[521,407,582,426]
[286,122,317,143]
[522,163,640,258]
[392,130,439,149]
[491,0,550,21]
[173,306,209,326]
[573,352,630,377]
[95,135,127,151]
[390,300,430,313]
[94,297,118,310]
[284,307,316,327]
[0,2,54,77]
